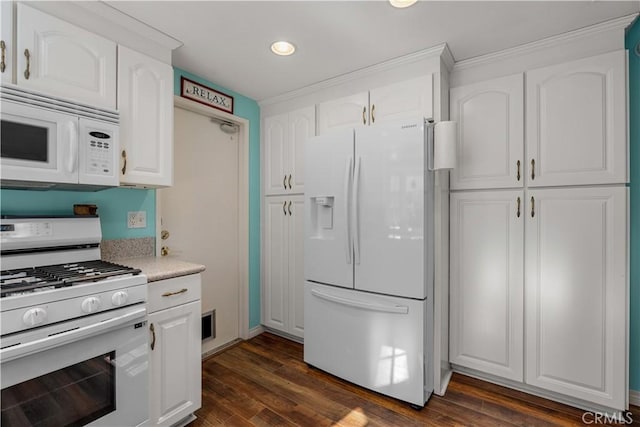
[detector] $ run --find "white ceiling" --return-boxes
[107,1,640,102]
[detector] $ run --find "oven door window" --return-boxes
[0,351,116,427]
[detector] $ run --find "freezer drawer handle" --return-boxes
[311,289,409,314]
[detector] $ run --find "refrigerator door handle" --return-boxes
[344,157,353,264]
[311,289,409,314]
[353,156,362,265]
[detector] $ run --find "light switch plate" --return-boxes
[127,211,147,229]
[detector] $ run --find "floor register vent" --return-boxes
[202,310,216,342]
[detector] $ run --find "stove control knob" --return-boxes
[111,291,128,306]
[23,307,47,327]
[81,297,101,313]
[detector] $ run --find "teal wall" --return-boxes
[627,19,640,393]
[0,188,155,239]
[173,67,262,330]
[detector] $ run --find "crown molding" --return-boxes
[259,43,450,106]
[453,13,638,72]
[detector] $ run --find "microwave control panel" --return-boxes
[86,130,114,176]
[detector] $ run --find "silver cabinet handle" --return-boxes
[23,49,31,80]
[162,288,188,297]
[531,159,535,181]
[530,196,535,218]
[517,197,521,218]
[0,40,6,73]
[150,323,156,350]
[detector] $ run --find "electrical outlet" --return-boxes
[127,211,147,229]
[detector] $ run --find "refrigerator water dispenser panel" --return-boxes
[311,196,334,231]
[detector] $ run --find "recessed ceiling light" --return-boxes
[389,0,417,8]
[271,41,296,56]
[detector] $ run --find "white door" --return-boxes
[118,45,173,187]
[369,75,433,125]
[525,186,627,409]
[263,113,288,195]
[449,190,524,381]
[355,120,427,299]
[263,196,288,331]
[159,106,240,354]
[304,129,354,289]
[16,3,116,109]
[288,106,315,194]
[287,196,305,337]
[526,51,626,187]
[1,1,13,84]
[148,301,201,427]
[317,91,369,134]
[450,73,524,190]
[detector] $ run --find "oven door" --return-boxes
[0,99,78,187]
[0,306,148,427]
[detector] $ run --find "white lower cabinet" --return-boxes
[263,195,304,338]
[148,274,202,426]
[450,186,627,409]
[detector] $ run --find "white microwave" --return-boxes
[1,85,119,190]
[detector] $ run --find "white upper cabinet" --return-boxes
[16,3,117,109]
[317,92,369,134]
[449,190,524,382]
[526,51,627,187]
[450,74,524,190]
[525,186,627,409]
[118,45,174,187]
[317,75,433,134]
[263,106,315,195]
[1,2,12,84]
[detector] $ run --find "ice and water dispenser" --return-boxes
[309,196,335,234]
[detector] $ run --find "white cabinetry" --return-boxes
[526,51,627,187]
[148,274,202,427]
[317,75,433,134]
[264,106,314,195]
[1,2,13,84]
[524,187,626,409]
[15,3,117,109]
[449,190,524,381]
[450,74,524,190]
[118,45,174,187]
[263,195,304,338]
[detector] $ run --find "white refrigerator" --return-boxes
[304,117,435,407]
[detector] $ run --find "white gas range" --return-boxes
[0,216,149,427]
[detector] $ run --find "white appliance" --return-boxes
[0,216,149,427]
[0,84,119,190]
[304,117,437,407]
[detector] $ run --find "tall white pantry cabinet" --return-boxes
[449,49,628,410]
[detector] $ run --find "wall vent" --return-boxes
[202,310,215,342]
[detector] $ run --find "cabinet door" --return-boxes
[16,3,116,109]
[288,106,315,194]
[118,45,174,187]
[317,91,369,135]
[1,2,12,84]
[287,196,305,338]
[449,190,524,381]
[263,196,289,330]
[369,75,433,125]
[450,74,524,190]
[525,187,627,409]
[149,300,202,426]
[526,51,626,187]
[264,113,288,195]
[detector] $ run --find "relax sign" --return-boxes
[180,77,234,114]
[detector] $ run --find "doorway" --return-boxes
[157,97,249,356]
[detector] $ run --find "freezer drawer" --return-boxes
[304,282,432,406]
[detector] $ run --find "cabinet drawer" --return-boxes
[148,274,201,313]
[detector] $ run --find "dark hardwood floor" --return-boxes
[191,333,640,426]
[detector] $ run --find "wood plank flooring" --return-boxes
[191,333,640,426]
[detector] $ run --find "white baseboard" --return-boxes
[248,325,265,339]
[630,389,640,407]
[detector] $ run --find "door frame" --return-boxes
[156,95,250,341]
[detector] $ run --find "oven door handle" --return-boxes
[0,306,147,363]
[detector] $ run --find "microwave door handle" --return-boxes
[67,121,78,173]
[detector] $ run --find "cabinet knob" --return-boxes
[161,230,170,240]
[0,40,6,73]
[23,49,30,80]
[161,246,170,256]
